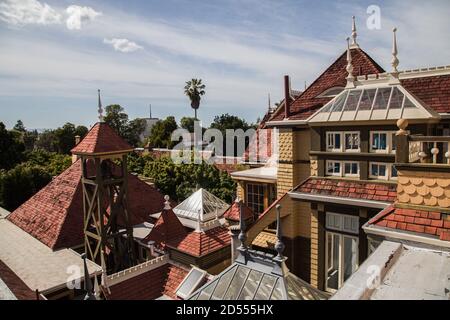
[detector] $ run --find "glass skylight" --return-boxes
[308,84,436,123]
[176,267,207,299]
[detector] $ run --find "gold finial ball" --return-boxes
[397,118,408,130]
[393,27,397,32]
[276,204,281,210]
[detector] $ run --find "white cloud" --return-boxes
[65,5,101,30]
[0,0,61,27]
[103,38,143,53]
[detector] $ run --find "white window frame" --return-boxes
[325,231,359,293]
[327,131,360,152]
[326,160,360,178]
[370,131,396,154]
[175,267,207,299]
[343,132,361,152]
[326,132,342,152]
[326,212,359,234]
[369,162,397,181]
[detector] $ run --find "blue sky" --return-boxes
[1,0,450,129]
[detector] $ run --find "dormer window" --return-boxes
[317,87,345,98]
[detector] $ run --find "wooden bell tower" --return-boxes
[71,90,137,273]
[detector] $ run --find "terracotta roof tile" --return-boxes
[168,226,231,257]
[223,201,254,222]
[71,122,133,155]
[8,160,167,250]
[296,178,397,202]
[368,204,450,241]
[106,263,188,300]
[401,74,450,114]
[269,48,384,122]
[144,207,187,249]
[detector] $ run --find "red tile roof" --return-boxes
[244,127,273,163]
[168,226,231,257]
[0,260,36,300]
[8,159,167,250]
[105,263,188,300]
[368,205,450,241]
[296,178,397,203]
[144,207,187,249]
[223,201,254,222]
[71,122,133,155]
[268,48,384,122]
[401,74,450,114]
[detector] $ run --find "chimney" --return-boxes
[284,75,291,119]
[228,225,240,263]
[72,135,81,163]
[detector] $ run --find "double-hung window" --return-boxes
[370,131,396,153]
[326,161,359,178]
[325,213,359,292]
[369,162,397,180]
[327,131,360,152]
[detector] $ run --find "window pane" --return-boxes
[391,165,398,177]
[373,88,392,110]
[238,270,263,300]
[334,162,341,173]
[326,233,340,291]
[358,89,376,110]
[223,266,250,300]
[371,164,379,176]
[343,236,358,282]
[211,268,236,299]
[331,91,348,112]
[389,87,404,109]
[379,165,386,176]
[404,96,416,108]
[391,133,397,151]
[343,216,359,234]
[253,274,277,300]
[334,134,341,149]
[344,90,362,111]
[345,133,359,150]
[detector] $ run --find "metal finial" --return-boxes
[346,37,355,87]
[274,204,285,260]
[164,195,171,210]
[268,93,271,111]
[351,16,358,47]
[97,89,104,122]
[238,199,247,250]
[391,27,399,73]
[82,253,95,300]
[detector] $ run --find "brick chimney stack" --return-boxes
[72,135,81,163]
[284,75,291,119]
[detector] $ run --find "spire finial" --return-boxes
[82,253,95,300]
[237,199,247,251]
[390,27,400,84]
[97,89,104,122]
[149,104,152,118]
[164,195,171,210]
[274,204,285,260]
[350,16,359,48]
[346,38,355,88]
[391,27,399,73]
[268,93,271,111]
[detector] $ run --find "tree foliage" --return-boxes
[142,156,235,203]
[0,122,25,170]
[147,116,178,149]
[0,164,52,211]
[104,104,146,146]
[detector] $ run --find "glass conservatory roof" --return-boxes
[188,252,328,300]
[308,84,437,123]
[173,188,230,222]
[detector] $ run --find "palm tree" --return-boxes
[184,78,206,119]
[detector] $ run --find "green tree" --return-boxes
[180,117,196,132]
[74,125,88,139]
[13,120,26,132]
[0,164,52,211]
[104,104,129,137]
[210,113,251,133]
[184,78,206,119]
[147,116,178,149]
[124,118,146,147]
[23,130,38,151]
[24,149,71,176]
[0,122,25,170]
[35,129,57,152]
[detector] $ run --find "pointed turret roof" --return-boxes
[71,122,133,156]
[223,200,254,222]
[7,159,167,250]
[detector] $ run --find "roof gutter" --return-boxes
[288,191,391,209]
[265,120,308,127]
[363,224,450,249]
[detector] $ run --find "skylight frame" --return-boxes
[308,83,437,123]
[175,267,207,299]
